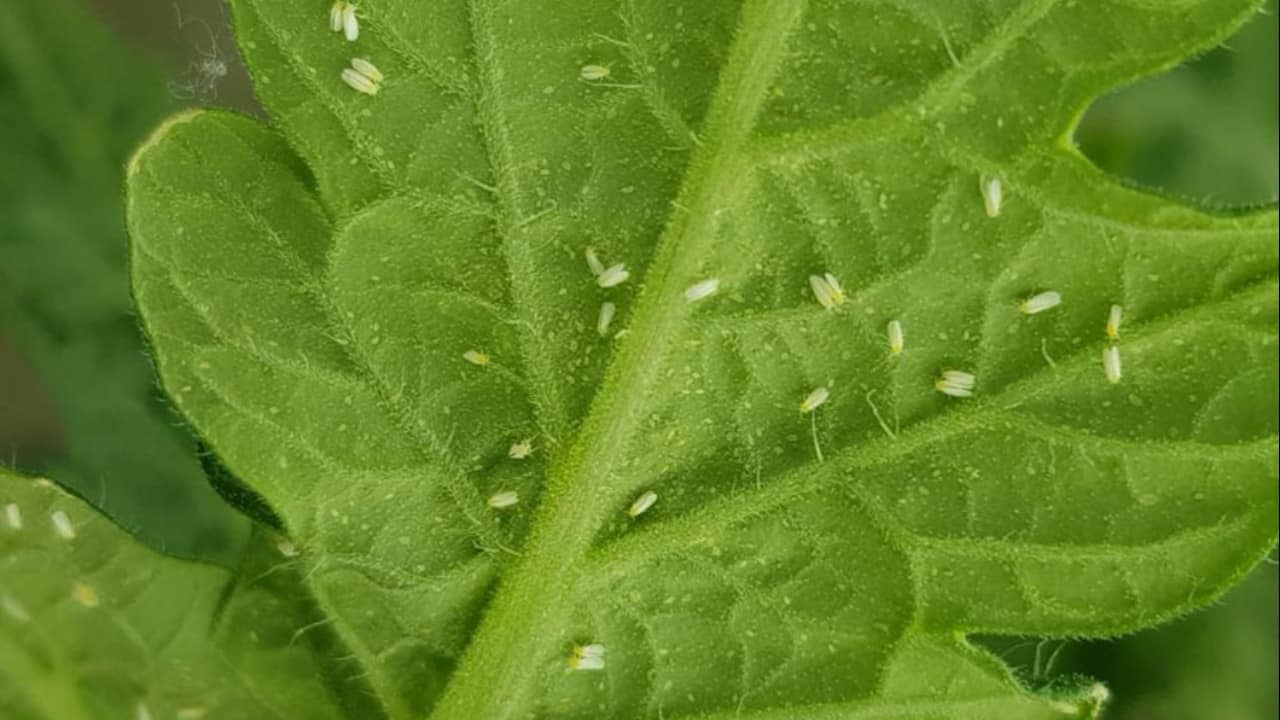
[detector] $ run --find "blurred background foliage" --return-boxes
[0,0,1274,717]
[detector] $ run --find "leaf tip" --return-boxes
[127,109,207,180]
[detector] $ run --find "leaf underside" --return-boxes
[121,1,1277,719]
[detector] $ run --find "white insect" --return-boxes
[330,1,359,41]
[597,263,630,288]
[982,176,1003,218]
[342,57,384,96]
[597,302,616,336]
[136,701,155,720]
[580,64,611,81]
[463,350,491,366]
[1019,291,1062,315]
[684,278,720,303]
[1,593,30,623]
[3,503,20,530]
[800,387,830,413]
[627,491,657,518]
[508,440,534,459]
[51,510,75,540]
[808,273,845,309]
[800,386,830,462]
[72,582,100,608]
[887,320,904,355]
[1103,346,1122,384]
[570,643,606,670]
[276,539,299,558]
[935,370,976,398]
[584,247,605,276]
[487,490,519,509]
[168,5,231,102]
[1106,304,1123,341]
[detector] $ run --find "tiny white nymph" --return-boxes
[72,582,99,608]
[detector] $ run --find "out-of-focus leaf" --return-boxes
[0,468,382,719]
[1077,0,1278,205]
[1078,564,1279,720]
[0,0,246,561]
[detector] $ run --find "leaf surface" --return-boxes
[0,469,379,719]
[126,1,1279,718]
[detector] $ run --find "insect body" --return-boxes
[597,264,630,288]
[342,57,384,95]
[51,510,75,540]
[935,370,976,398]
[684,278,720,302]
[887,320,904,355]
[800,387,830,413]
[627,491,657,518]
[330,2,359,41]
[982,176,1003,217]
[1106,304,1123,340]
[487,491,519,509]
[809,273,845,309]
[1103,346,1122,384]
[570,643,606,670]
[1019,291,1062,315]
[3,503,20,530]
[508,440,534,459]
[597,302,617,336]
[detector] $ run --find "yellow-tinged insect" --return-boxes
[342,57,384,95]
[808,273,845,309]
[935,370,975,398]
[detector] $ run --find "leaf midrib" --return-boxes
[426,2,809,718]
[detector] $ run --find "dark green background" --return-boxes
[1,1,1275,718]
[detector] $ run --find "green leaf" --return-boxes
[0,0,247,561]
[1073,563,1279,720]
[0,468,381,719]
[126,1,1279,719]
